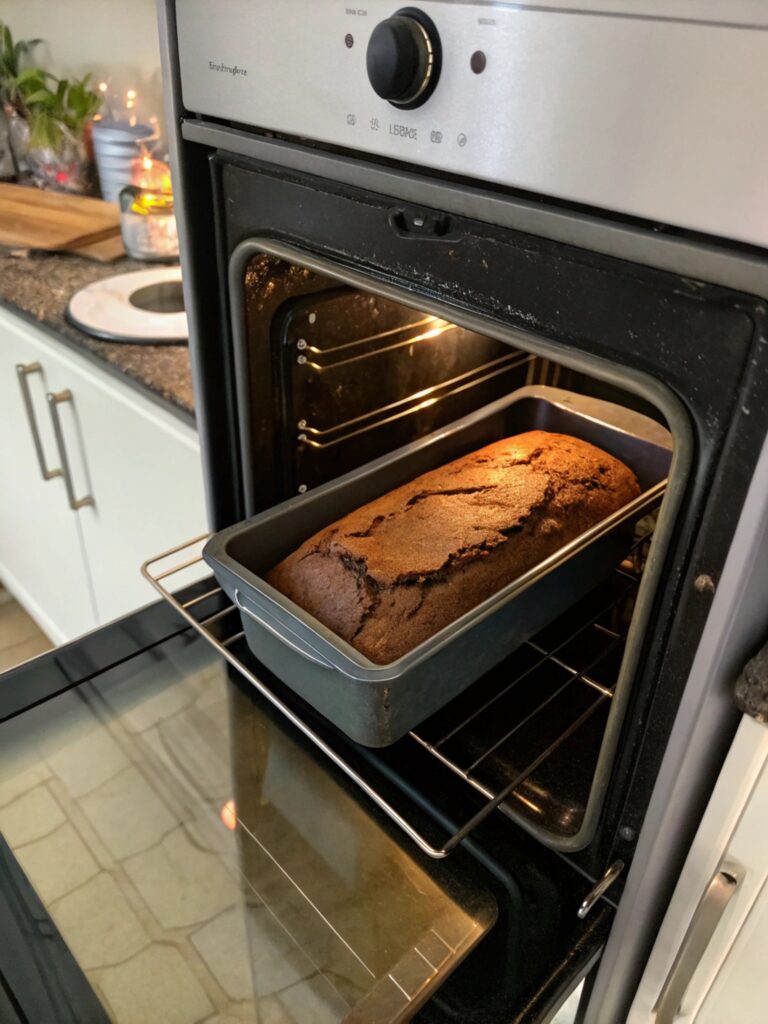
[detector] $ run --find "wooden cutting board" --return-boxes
[73,233,126,262]
[0,184,121,251]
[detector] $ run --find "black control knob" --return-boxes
[366,8,441,109]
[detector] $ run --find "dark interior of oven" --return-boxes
[235,252,669,850]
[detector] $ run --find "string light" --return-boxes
[220,800,237,831]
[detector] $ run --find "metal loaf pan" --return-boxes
[204,386,671,747]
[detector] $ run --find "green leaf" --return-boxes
[22,88,54,105]
[29,109,64,151]
[15,66,54,84]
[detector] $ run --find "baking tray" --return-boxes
[204,386,671,747]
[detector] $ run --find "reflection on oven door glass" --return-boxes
[0,633,495,1023]
[230,681,496,1020]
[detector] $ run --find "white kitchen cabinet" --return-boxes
[0,305,208,642]
[629,713,768,1024]
[0,314,97,643]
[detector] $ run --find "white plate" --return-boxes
[67,266,188,344]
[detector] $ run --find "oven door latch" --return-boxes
[577,860,625,919]
[389,208,454,239]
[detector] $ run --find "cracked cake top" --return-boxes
[266,431,640,664]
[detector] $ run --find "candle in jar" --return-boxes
[130,154,173,192]
[119,188,179,260]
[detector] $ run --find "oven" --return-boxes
[143,2,768,1022]
[153,4,768,1019]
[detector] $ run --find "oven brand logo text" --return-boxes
[208,61,248,77]
[389,123,417,140]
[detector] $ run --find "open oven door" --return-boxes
[0,595,615,1024]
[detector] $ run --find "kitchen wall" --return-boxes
[0,0,165,138]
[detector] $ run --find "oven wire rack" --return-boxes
[142,530,649,870]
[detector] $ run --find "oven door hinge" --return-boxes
[577,860,625,919]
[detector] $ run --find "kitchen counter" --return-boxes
[0,249,194,420]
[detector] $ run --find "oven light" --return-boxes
[220,799,237,830]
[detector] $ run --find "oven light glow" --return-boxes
[411,386,433,401]
[304,320,454,368]
[419,326,448,341]
[513,792,542,815]
[220,799,237,830]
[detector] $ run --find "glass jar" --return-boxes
[27,123,93,194]
[119,185,179,261]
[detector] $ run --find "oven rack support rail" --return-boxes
[142,533,607,862]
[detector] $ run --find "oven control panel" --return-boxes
[175,0,768,247]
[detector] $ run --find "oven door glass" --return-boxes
[0,632,502,1024]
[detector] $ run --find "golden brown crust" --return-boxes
[266,431,641,664]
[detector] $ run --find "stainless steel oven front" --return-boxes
[157,2,768,1021]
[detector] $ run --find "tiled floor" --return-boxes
[0,583,53,672]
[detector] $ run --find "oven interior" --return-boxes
[227,251,674,854]
[239,253,665,511]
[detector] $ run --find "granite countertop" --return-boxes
[0,249,194,420]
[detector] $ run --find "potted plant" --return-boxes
[0,20,42,176]
[13,69,101,192]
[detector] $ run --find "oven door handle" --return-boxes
[234,588,336,669]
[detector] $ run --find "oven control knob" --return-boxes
[366,9,441,109]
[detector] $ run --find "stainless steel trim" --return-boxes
[15,362,62,482]
[577,860,625,919]
[174,2,768,245]
[652,864,740,1024]
[46,389,94,510]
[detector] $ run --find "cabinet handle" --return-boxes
[15,362,63,481]
[46,389,94,510]
[652,863,740,1024]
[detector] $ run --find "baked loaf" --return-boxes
[266,431,641,664]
